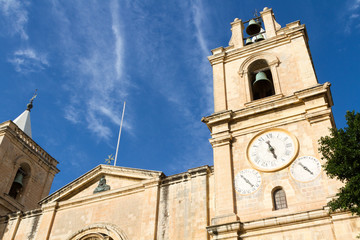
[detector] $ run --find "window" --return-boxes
[273,187,287,210]
[8,168,25,199]
[8,163,31,200]
[248,59,275,100]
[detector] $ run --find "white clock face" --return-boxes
[290,156,322,182]
[234,169,261,195]
[247,128,299,172]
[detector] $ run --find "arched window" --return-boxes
[248,59,275,100]
[8,163,31,200]
[272,187,287,210]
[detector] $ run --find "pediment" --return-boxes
[40,164,163,205]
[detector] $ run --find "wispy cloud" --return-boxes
[51,0,130,140]
[8,48,49,73]
[111,0,124,80]
[349,0,360,10]
[0,0,29,40]
[344,0,360,33]
[190,0,213,115]
[119,0,213,172]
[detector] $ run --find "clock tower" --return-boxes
[202,7,342,239]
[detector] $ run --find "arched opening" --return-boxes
[8,163,31,200]
[272,187,287,210]
[248,59,275,100]
[67,223,128,240]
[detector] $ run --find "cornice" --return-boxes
[206,221,241,237]
[209,133,232,148]
[39,164,164,205]
[56,182,149,210]
[203,83,333,132]
[241,208,329,233]
[160,165,212,186]
[0,121,59,174]
[201,110,232,126]
[0,193,24,213]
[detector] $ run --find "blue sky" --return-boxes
[1,0,359,193]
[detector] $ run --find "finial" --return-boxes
[26,89,38,112]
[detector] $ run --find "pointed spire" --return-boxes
[13,90,37,138]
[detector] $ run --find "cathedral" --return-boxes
[1,7,360,240]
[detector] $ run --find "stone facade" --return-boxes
[1,7,360,240]
[0,121,59,216]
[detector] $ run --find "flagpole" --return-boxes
[114,101,126,166]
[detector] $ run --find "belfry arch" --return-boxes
[238,53,281,102]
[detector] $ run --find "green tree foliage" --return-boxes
[319,111,360,215]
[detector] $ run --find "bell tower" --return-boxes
[203,7,341,239]
[0,95,59,216]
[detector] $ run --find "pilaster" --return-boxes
[210,130,237,225]
[210,48,227,112]
[33,202,57,240]
[140,179,161,240]
[2,211,22,240]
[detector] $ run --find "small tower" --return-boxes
[203,8,341,239]
[0,93,59,216]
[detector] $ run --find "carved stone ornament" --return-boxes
[93,176,110,194]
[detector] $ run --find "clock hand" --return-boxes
[240,175,254,188]
[299,163,314,175]
[266,141,277,159]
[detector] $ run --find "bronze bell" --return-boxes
[13,172,24,187]
[253,71,272,87]
[245,38,253,45]
[246,19,261,35]
[255,33,265,42]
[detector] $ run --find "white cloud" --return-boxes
[349,0,360,10]
[50,0,130,140]
[190,0,213,115]
[0,0,29,40]
[111,0,124,80]
[8,48,49,73]
[191,0,209,56]
[350,13,360,19]
[344,0,360,33]
[64,106,81,124]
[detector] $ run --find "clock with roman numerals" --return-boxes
[246,128,299,172]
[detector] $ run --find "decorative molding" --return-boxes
[238,53,280,76]
[208,24,306,65]
[244,93,284,107]
[0,121,59,174]
[206,221,241,239]
[67,223,129,240]
[40,165,163,205]
[209,134,232,147]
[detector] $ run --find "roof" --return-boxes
[13,109,32,138]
